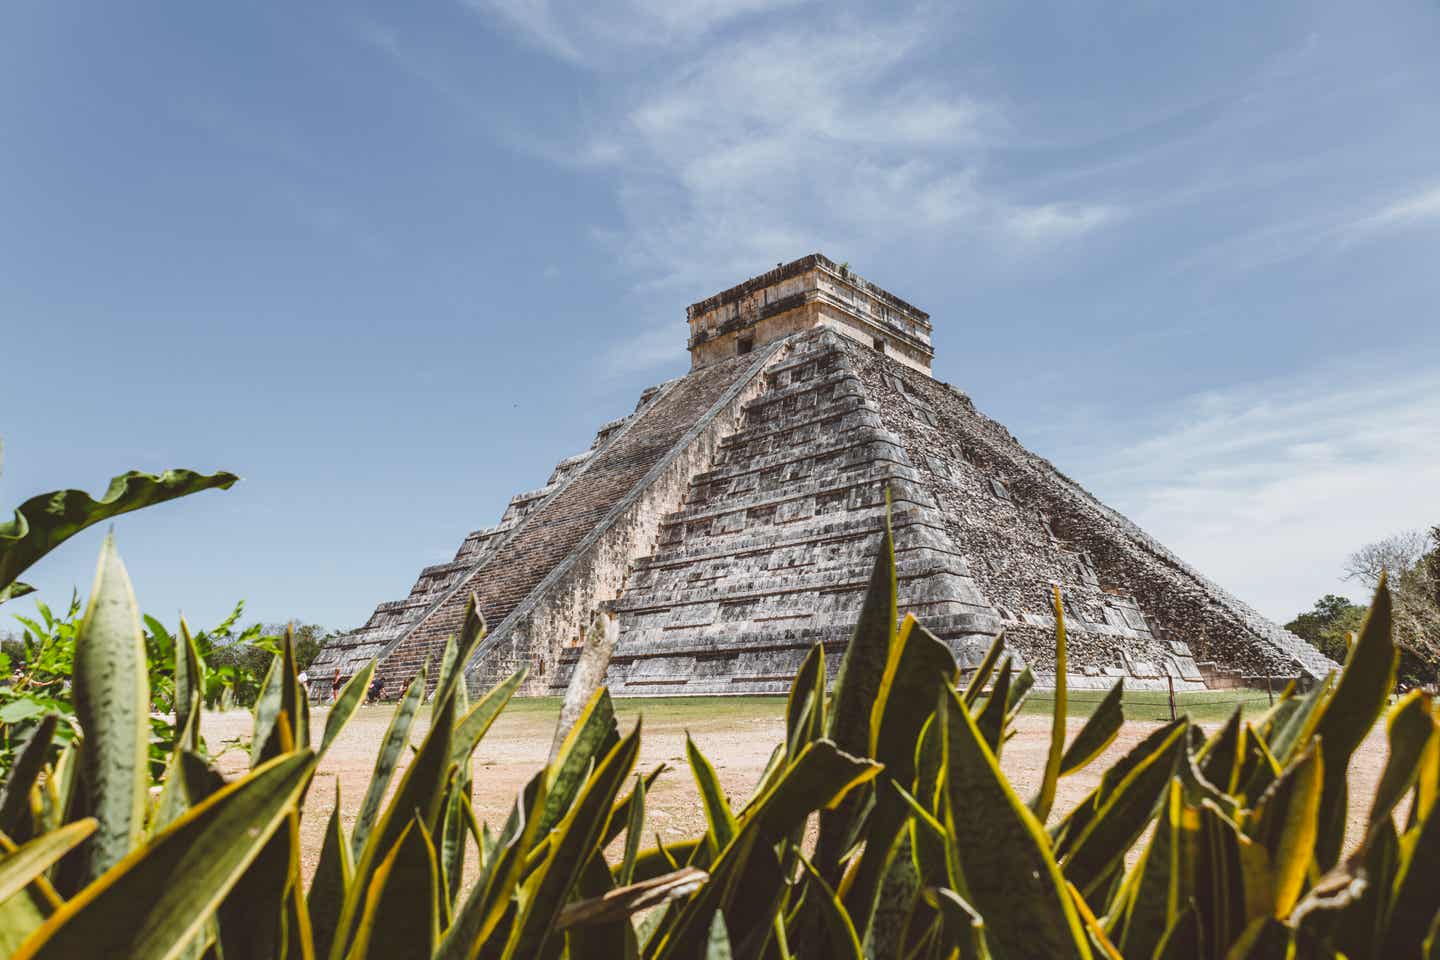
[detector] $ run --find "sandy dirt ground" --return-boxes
[203,697,1388,884]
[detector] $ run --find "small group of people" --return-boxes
[296,668,388,704]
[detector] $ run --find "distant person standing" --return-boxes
[367,675,384,703]
[331,667,343,702]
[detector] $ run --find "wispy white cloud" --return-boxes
[600,322,687,376]
[1070,361,1440,620]
[1004,203,1121,242]
[1344,183,1440,238]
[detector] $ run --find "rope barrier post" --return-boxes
[1265,674,1273,706]
[1167,674,1177,723]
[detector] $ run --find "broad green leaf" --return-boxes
[0,820,95,904]
[72,534,150,882]
[1030,585,1070,822]
[439,788,468,916]
[320,661,376,757]
[0,468,237,598]
[344,816,441,959]
[249,656,283,768]
[1060,680,1124,776]
[940,685,1092,959]
[502,723,642,958]
[14,749,315,960]
[351,666,427,858]
[687,734,736,854]
[309,783,353,960]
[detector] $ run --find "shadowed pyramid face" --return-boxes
[310,261,1333,702]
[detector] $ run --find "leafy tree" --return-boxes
[1285,593,1366,663]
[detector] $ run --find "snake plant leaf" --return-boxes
[319,661,375,758]
[351,665,426,858]
[1266,673,1334,765]
[541,686,619,836]
[1111,781,1197,959]
[796,855,862,960]
[687,734,736,854]
[1199,708,1246,795]
[249,656,284,768]
[0,820,96,905]
[844,616,955,939]
[0,714,58,842]
[174,620,204,752]
[502,724,642,959]
[561,865,707,931]
[602,765,666,849]
[450,667,527,769]
[1153,903,1202,960]
[1067,880,1124,960]
[705,913,733,960]
[345,816,441,960]
[438,788,469,917]
[621,840,706,886]
[1004,666,1037,730]
[0,826,65,958]
[14,749,314,960]
[435,771,548,960]
[1030,586,1070,823]
[1331,817,1397,960]
[1247,740,1323,918]
[1234,724,1282,806]
[784,642,825,762]
[815,516,896,880]
[72,534,150,882]
[1058,720,1188,900]
[940,685,1093,960]
[0,468,237,599]
[1052,718,1188,856]
[1380,767,1440,957]
[1310,578,1398,868]
[961,632,1005,708]
[974,656,1014,755]
[619,775,647,887]
[1367,689,1437,829]
[435,594,487,709]
[309,783,353,960]
[1193,800,1257,957]
[338,677,459,959]
[1060,680,1124,777]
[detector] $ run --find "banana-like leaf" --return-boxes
[1246,739,1323,919]
[0,715,58,842]
[502,724,642,958]
[351,666,427,858]
[1060,680,1124,777]
[72,534,150,882]
[1030,585,1070,822]
[1310,580,1399,869]
[320,661,376,758]
[345,816,441,959]
[450,667,526,769]
[939,685,1093,959]
[0,821,95,904]
[687,734,737,855]
[0,468,237,598]
[309,783,353,960]
[14,749,315,960]
[619,775,647,887]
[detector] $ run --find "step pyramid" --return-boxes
[311,255,1334,699]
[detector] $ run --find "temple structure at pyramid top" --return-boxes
[311,254,1334,699]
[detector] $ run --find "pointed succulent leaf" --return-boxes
[345,817,441,960]
[13,749,315,960]
[450,667,527,769]
[974,656,1014,755]
[72,535,150,882]
[1060,680,1124,777]
[174,620,204,751]
[320,661,376,758]
[351,666,426,857]
[1246,739,1323,918]
[796,855,862,960]
[618,775,647,887]
[1029,586,1071,823]
[940,685,1093,959]
[784,642,825,761]
[541,686,619,835]
[0,820,96,905]
[309,783,353,960]
[1367,688,1438,829]
[961,632,1006,708]
[0,714,58,842]
[686,734,736,854]
[0,468,237,597]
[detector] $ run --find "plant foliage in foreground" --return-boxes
[1,518,1437,957]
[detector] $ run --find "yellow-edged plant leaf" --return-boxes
[351,665,427,857]
[320,661,376,758]
[541,686,619,835]
[1245,739,1322,918]
[344,816,440,959]
[974,655,1014,754]
[961,632,1005,708]
[797,855,862,960]
[0,820,95,904]
[1030,585,1070,822]
[784,642,825,761]
[687,734,736,854]
[619,775,646,887]
[450,667,527,769]
[940,685,1093,959]
[1060,681,1124,777]
[72,534,150,882]
[1367,689,1437,829]
[309,782,353,960]
[14,749,315,960]
[0,715,58,842]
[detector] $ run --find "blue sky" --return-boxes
[3,1,1438,633]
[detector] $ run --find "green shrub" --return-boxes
[1,453,1435,957]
